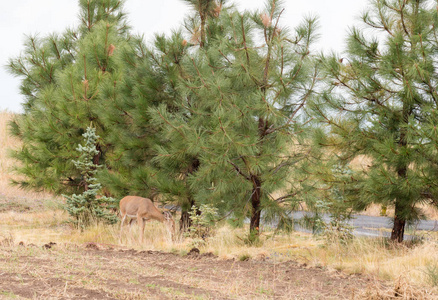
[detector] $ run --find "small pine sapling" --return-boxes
[63,127,118,228]
[185,204,218,248]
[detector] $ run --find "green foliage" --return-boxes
[7,0,132,195]
[323,164,357,229]
[148,0,319,237]
[185,204,219,245]
[297,157,361,237]
[15,0,438,247]
[318,170,355,244]
[322,222,354,245]
[7,0,322,240]
[63,127,118,228]
[309,0,438,242]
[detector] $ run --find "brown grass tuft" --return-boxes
[358,276,436,299]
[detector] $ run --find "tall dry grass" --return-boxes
[1,201,438,296]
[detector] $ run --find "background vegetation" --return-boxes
[3,0,438,296]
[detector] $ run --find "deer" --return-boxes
[119,196,175,243]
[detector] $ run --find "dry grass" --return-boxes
[0,233,368,300]
[304,235,438,286]
[1,204,437,291]
[1,200,438,298]
[360,203,438,220]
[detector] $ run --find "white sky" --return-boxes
[0,0,370,113]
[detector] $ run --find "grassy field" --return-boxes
[1,200,437,299]
[1,111,438,299]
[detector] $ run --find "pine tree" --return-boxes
[7,0,132,194]
[64,127,118,228]
[151,0,318,239]
[181,0,225,47]
[311,0,438,242]
[99,1,226,231]
[96,30,190,200]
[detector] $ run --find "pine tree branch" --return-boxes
[270,151,310,175]
[273,192,298,204]
[15,59,41,88]
[93,44,104,72]
[227,12,239,44]
[155,108,185,137]
[271,8,284,43]
[268,65,318,135]
[362,13,389,33]
[85,1,92,31]
[377,3,394,36]
[70,73,77,102]
[228,160,251,181]
[51,38,61,60]
[399,0,411,38]
[104,23,109,58]
[41,51,51,81]
[240,15,250,66]
[190,57,207,87]
[218,49,232,65]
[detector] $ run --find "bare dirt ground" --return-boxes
[0,242,386,300]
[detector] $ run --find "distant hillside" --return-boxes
[0,111,54,202]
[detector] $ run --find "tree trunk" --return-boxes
[84,143,102,192]
[248,118,267,239]
[179,158,201,231]
[200,15,206,48]
[391,213,406,243]
[391,170,407,242]
[392,127,408,243]
[93,143,102,166]
[180,197,195,231]
[250,175,262,236]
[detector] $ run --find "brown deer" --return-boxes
[119,196,175,243]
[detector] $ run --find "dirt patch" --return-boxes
[187,247,200,256]
[43,241,57,249]
[1,244,425,299]
[85,242,100,250]
[1,272,116,299]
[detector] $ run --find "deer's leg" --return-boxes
[137,216,145,244]
[119,214,127,243]
[128,218,135,234]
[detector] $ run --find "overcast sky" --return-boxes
[0,0,370,113]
